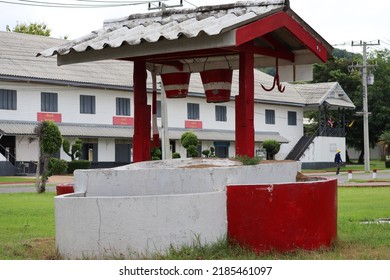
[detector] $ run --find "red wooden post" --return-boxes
[133,60,151,162]
[235,49,255,157]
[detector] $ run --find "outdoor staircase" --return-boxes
[285,135,315,161]
[0,143,16,176]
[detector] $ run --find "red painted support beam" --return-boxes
[133,60,151,162]
[235,49,254,157]
[236,12,329,63]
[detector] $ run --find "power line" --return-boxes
[0,0,159,8]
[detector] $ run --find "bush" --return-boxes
[172,152,181,159]
[262,139,281,160]
[386,160,390,168]
[151,147,162,160]
[234,155,262,165]
[180,131,199,158]
[48,158,68,175]
[67,160,91,174]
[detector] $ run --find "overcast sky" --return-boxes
[0,0,389,52]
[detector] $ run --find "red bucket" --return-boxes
[161,72,191,98]
[200,68,233,103]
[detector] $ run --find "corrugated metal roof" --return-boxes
[0,121,134,138]
[0,31,134,88]
[292,82,355,109]
[37,0,332,68]
[0,121,288,142]
[39,0,287,57]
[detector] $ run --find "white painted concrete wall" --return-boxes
[0,81,132,125]
[97,138,115,162]
[56,159,301,259]
[300,136,346,163]
[15,136,39,161]
[55,191,226,259]
[73,159,301,197]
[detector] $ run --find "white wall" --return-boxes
[74,159,301,196]
[57,159,301,259]
[15,136,39,161]
[301,136,346,163]
[0,81,133,125]
[97,138,115,162]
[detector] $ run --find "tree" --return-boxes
[262,139,281,160]
[63,138,82,161]
[379,130,390,158]
[34,121,62,193]
[6,22,51,36]
[180,131,199,157]
[312,48,390,163]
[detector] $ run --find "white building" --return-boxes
[0,31,354,175]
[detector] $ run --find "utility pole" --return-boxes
[350,40,380,172]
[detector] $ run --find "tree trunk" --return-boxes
[40,155,49,193]
[358,150,364,164]
[35,138,42,193]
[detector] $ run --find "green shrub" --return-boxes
[180,131,200,158]
[386,160,390,168]
[48,158,68,175]
[172,152,181,159]
[67,160,91,174]
[151,147,162,160]
[234,155,262,165]
[262,139,281,160]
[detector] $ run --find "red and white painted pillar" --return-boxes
[235,49,255,157]
[133,60,151,162]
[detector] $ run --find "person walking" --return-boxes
[334,149,342,175]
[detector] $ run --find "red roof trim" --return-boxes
[235,12,328,62]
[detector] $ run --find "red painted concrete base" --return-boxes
[227,178,337,252]
[56,184,74,196]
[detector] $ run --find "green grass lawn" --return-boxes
[0,192,57,260]
[1,188,390,260]
[0,177,35,184]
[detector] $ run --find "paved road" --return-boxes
[0,175,73,194]
[306,169,390,187]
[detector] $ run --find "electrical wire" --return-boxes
[0,0,161,8]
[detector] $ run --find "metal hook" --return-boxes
[261,58,285,93]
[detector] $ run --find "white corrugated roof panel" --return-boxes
[0,31,133,88]
[38,1,288,57]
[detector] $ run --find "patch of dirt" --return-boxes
[23,238,61,260]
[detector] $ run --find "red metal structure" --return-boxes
[39,1,333,162]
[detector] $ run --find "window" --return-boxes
[156,100,161,118]
[116,97,130,116]
[288,111,297,126]
[41,92,58,112]
[265,109,275,124]
[215,105,227,122]
[187,103,200,120]
[80,95,96,114]
[0,89,17,110]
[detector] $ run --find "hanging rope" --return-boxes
[261,58,285,93]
